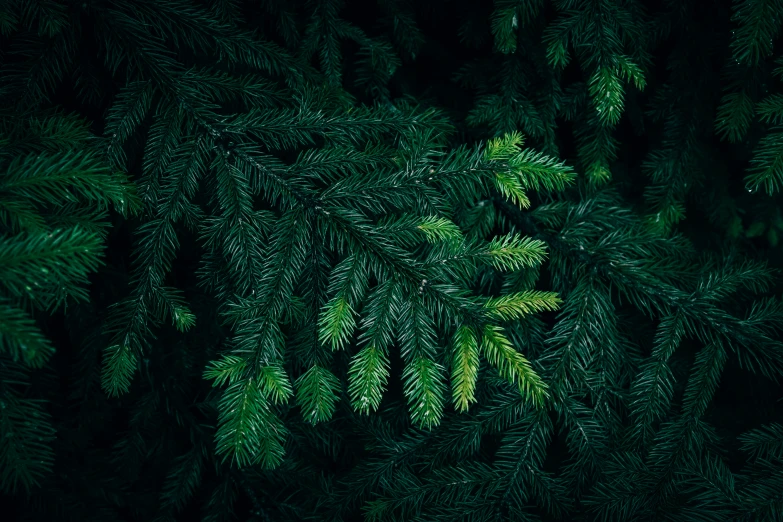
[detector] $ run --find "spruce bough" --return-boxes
[196,129,572,466]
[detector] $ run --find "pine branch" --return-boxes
[318,254,368,351]
[715,90,755,144]
[451,324,480,413]
[347,279,401,414]
[0,226,104,311]
[1,149,140,216]
[160,447,205,511]
[746,127,783,194]
[0,361,56,494]
[729,0,783,66]
[481,324,548,409]
[739,423,783,460]
[295,364,341,424]
[213,378,286,468]
[0,297,54,368]
[629,311,685,447]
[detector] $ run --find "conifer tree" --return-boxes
[2,0,783,521]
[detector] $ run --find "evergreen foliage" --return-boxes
[1,0,783,521]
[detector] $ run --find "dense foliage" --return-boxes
[2,0,783,520]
